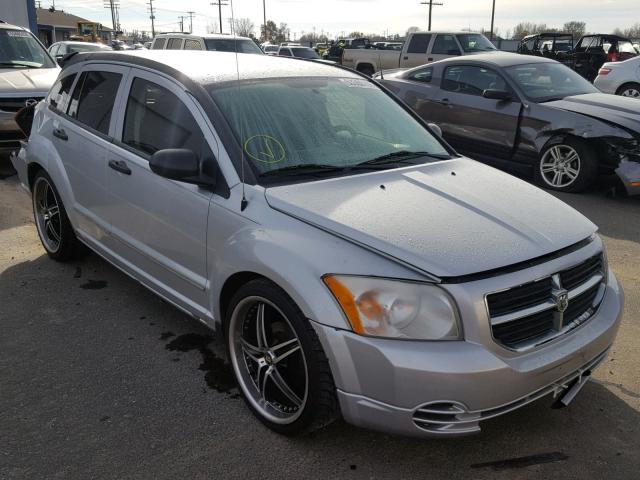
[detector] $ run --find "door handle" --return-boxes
[436,98,450,106]
[108,159,132,175]
[427,57,433,61]
[52,128,68,141]
[403,56,408,60]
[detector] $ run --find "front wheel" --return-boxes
[535,139,598,193]
[616,82,640,99]
[226,279,338,435]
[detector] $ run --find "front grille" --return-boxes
[487,253,605,350]
[0,97,44,112]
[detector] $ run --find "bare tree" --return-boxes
[406,26,420,37]
[563,21,586,39]
[234,17,255,38]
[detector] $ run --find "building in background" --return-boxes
[36,8,113,46]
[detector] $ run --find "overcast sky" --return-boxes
[46,0,636,38]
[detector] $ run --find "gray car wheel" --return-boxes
[226,279,338,435]
[536,139,598,193]
[617,82,640,99]
[32,171,82,261]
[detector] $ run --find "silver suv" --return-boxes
[0,22,59,155]
[12,50,624,437]
[150,33,263,55]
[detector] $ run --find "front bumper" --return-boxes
[313,272,623,438]
[616,159,640,195]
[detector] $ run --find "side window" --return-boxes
[184,39,202,50]
[442,65,507,96]
[432,35,461,55]
[406,34,431,54]
[68,71,122,135]
[122,77,213,164]
[278,48,292,57]
[152,38,166,49]
[49,73,76,111]
[166,38,183,50]
[408,66,433,83]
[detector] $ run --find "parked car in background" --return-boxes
[0,22,59,156]
[48,41,112,65]
[594,55,640,98]
[263,44,279,55]
[277,46,320,59]
[517,33,574,67]
[314,42,328,56]
[151,33,263,55]
[322,37,371,63]
[377,53,640,195]
[573,34,637,81]
[343,31,496,76]
[12,50,624,438]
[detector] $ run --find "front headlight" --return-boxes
[323,275,461,340]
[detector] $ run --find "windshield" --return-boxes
[204,38,263,54]
[67,43,111,53]
[0,29,56,68]
[456,34,496,52]
[291,48,319,59]
[505,62,597,102]
[209,77,449,182]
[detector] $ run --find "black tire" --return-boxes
[357,64,375,77]
[226,278,338,435]
[32,170,83,261]
[535,138,598,193]
[615,82,640,99]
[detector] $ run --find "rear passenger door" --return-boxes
[52,65,128,242]
[429,64,520,161]
[105,70,217,316]
[402,33,432,68]
[429,34,462,62]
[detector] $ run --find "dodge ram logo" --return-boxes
[24,99,38,107]
[554,290,569,313]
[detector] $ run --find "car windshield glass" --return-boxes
[204,38,263,54]
[291,48,319,59]
[0,29,55,68]
[67,43,111,53]
[504,62,597,102]
[456,34,496,52]
[208,77,449,182]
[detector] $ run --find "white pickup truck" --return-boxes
[342,31,497,76]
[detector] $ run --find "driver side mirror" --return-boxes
[483,89,512,101]
[150,148,213,186]
[428,123,442,137]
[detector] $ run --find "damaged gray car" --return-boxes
[377,53,640,195]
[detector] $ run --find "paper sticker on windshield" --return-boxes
[340,78,377,89]
[244,135,286,164]
[7,31,31,37]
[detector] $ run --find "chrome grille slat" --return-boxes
[486,253,605,350]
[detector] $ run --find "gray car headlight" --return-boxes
[323,275,461,340]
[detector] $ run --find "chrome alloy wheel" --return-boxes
[229,296,308,424]
[33,176,62,253]
[540,145,581,188]
[621,87,640,98]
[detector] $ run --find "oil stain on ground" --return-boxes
[165,333,237,394]
[80,279,108,290]
[470,452,568,471]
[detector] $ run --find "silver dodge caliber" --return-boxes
[12,51,624,437]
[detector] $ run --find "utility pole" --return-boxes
[210,1,228,34]
[420,0,443,31]
[490,0,496,40]
[147,0,155,37]
[178,15,187,33]
[103,0,118,32]
[262,0,267,41]
[187,11,195,34]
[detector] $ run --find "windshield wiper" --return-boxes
[352,150,450,169]
[0,62,39,68]
[260,163,346,178]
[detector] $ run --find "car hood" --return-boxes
[0,67,59,95]
[265,158,596,278]
[545,93,640,132]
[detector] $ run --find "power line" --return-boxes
[420,0,443,31]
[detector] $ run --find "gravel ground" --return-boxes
[1,166,639,480]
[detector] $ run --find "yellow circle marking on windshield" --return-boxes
[243,135,286,164]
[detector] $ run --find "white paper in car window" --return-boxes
[339,78,377,89]
[7,31,31,37]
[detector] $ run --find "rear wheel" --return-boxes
[616,82,640,99]
[535,139,598,193]
[32,171,82,261]
[226,279,338,435]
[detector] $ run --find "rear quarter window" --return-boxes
[166,38,183,50]
[184,39,202,50]
[406,34,431,54]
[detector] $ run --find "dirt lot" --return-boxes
[1,166,639,480]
